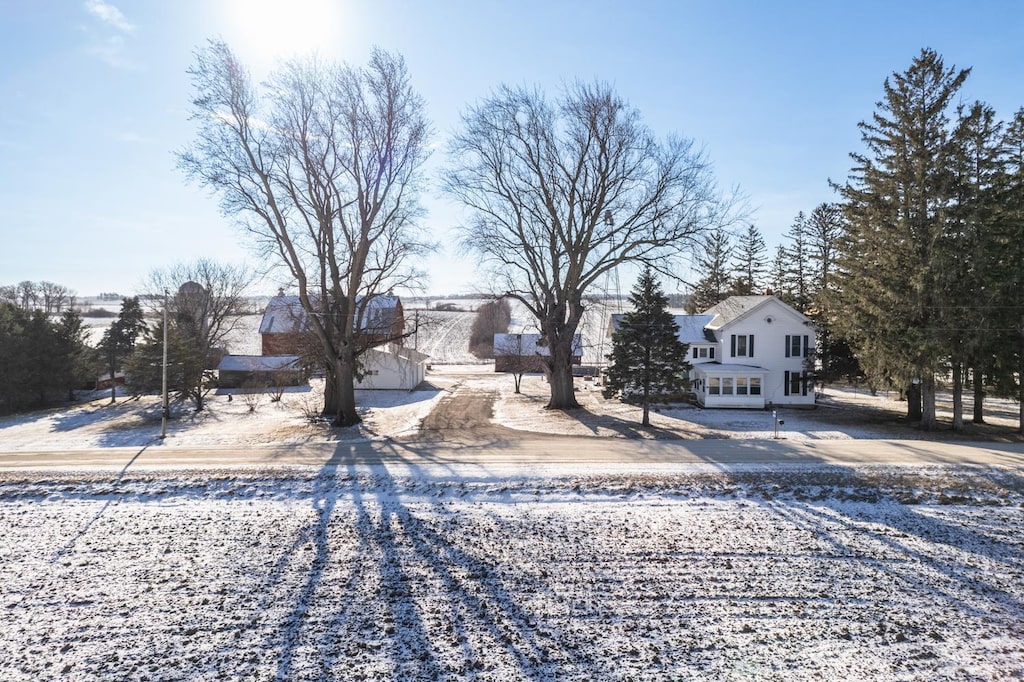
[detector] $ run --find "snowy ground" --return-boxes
[3,365,1024,679]
[1,368,1022,453]
[1,466,1022,680]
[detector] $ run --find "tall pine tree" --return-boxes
[995,108,1024,433]
[731,224,768,295]
[604,268,691,426]
[835,48,969,430]
[689,228,734,312]
[783,211,812,312]
[947,101,1004,429]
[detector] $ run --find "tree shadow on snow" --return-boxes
[235,441,565,679]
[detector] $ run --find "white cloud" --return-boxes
[83,0,135,33]
[81,1,141,70]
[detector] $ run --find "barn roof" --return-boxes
[259,294,401,336]
[216,355,301,372]
[493,333,583,357]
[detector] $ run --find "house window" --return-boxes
[736,377,748,395]
[722,378,733,395]
[709,377,720,395]
[750,377,761,395]
[785,371,807,396]
[696,347,709,359]
[786,334,810,358]
[731,334,754,357]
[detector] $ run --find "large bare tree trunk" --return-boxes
[324,355,360,426]
[335,355,360,427]
[546,339,580,410]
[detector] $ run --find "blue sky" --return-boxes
[2,1,1022,297]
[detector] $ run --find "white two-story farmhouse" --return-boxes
[691,295,815,408]
[611,295,816,409]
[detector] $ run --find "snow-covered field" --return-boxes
[4,317,1024,679]
[1,466,1022,680]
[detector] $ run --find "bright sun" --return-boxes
[221,0,348,64]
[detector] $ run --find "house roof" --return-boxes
[364,344,430,364]
[702,296,774,329]
[692,362,770,374]
[493,333,583,357]
[216,355,301,372]
[702,295,811,330]
[610,313,714,345]
[259,294,402,336]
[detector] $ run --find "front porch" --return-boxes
[692,363,770,409]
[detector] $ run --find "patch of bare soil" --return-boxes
[416,384,503,440]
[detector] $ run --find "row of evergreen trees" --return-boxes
[832,49,1024,431]
[0,303,94,414]
[687,49,1024,432]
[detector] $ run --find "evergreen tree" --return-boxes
[0,302,93,413]
[54,310,96,400]
[806,202,858,383]
[124,321,194,405]
[731,224,768,295]
[769,244,790,302]
[946,102,1004,429]
[98,297,146,404]
[604,268,691,425]
[994,107,1024,432]
[834,48,969,430]
[689,228,734,312]
[783,211,812,312]
[807,203,844,297]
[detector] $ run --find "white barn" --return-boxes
[356,344,429,390]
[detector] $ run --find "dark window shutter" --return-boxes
[803,335,809,357]
[785,335,791,358]
[749,335,754,357]
[731,335,736,357]
[710,347,715,359]
[801,371,808,396]
[784,371,790,396]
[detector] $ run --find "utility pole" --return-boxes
[161,288,169,440]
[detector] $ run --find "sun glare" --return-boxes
[221,0,348,65]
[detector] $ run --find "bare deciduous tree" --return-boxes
[445,82,732,409]
[139,259,253,411]
[179,41,432,426]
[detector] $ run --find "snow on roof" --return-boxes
[691,362,770,373]
[609,313,714,345]
[702,296,775,329]
[363,345,430,364]
[493,333,583,357]
[259,294,401,335]
[216,355,301,372]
